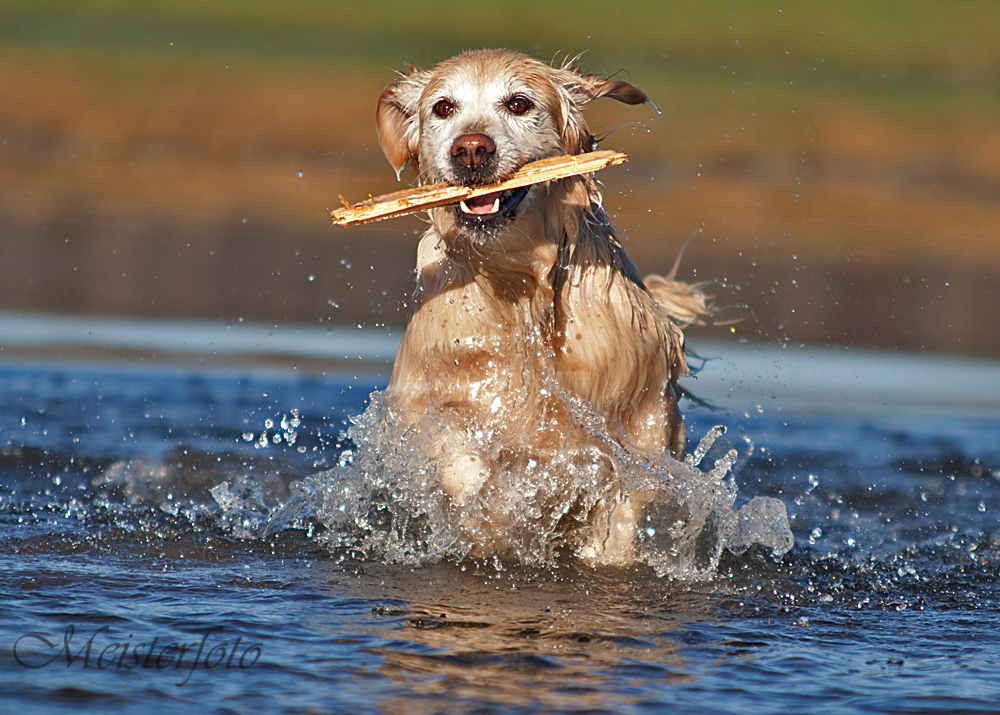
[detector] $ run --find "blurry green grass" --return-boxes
[2,0,998,114]
[3,0,998,69]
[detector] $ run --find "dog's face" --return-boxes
[376,49,648,238]
[414,57,565,232]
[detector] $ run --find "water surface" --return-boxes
[2,319,999,714]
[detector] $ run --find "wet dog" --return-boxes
[375,49,711,562]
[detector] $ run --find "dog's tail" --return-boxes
[643,231,716,327]
[644,274,715,328]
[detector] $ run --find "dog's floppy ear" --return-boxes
[560,55,649,106]
[579,75,649,105]
[557,57,650,154]
[376,63,429,180]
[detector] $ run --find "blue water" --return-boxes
[2,318,1000,714]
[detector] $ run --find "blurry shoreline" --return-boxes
[3,5,999,357]
[3,311,999,417]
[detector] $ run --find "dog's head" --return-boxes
[376,49,648,236]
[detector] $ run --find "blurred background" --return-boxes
[2,0,998,358]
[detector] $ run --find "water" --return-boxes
[2,321,1000,714]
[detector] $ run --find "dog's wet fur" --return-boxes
[375,49,712,562]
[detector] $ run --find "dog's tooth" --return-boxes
[491,197,500,212]
[460,200,471,213]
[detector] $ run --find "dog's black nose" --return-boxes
[450,133,495,169]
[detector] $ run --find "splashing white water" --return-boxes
[264,389,793,579]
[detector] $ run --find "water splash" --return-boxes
[263,390,793,579]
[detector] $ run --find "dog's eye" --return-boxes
[506,95,532,115]
[432,100,455,118]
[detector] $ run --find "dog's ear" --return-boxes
[557,59,650,154]
[560,55,649,106]
[579,75,649,105]
[376,63,429,180]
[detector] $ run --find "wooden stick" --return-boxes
[331,150,628,227]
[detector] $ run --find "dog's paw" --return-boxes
[576,496,639,566]
[438,451,489,508]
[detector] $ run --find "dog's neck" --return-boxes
[427,177,594,285]
[428,212,550,295]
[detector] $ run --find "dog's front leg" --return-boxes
[431,427,490,509]
[575,490,652,566]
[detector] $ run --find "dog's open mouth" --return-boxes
[456,186,529,223]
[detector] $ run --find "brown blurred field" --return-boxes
[2,2,999,356]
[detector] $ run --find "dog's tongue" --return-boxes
[461,191,502,215]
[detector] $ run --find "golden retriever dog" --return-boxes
[375,49,711,563]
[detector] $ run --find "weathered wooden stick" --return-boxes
[331,150,628,227]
